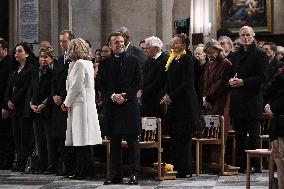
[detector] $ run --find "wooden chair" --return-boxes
[245,149,273,189]
[104,117,164,180]
[259,118,271,172]
[192,115,225,176]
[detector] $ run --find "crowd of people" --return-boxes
[0,25,283,187]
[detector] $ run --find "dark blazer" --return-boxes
[141,53,167,117]
[127,44,146,67]
[4,63,34,116]
[25,66,55,119]
[51,55,68,138]
[0,55,12,109]
[165,54,199,135]
[264,64,284,140]
[230,44,268,119]
[98,52,142,136]
[268,58,282,80]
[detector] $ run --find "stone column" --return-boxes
[9,0,19,49]
[157,0,174,50]
[69,0,102,50]
[50,0,59,56]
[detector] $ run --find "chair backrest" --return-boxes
[195,115,224,139]
[141,117,161,142]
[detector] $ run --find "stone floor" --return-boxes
[0,169,272,189]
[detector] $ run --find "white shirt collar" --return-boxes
[153,52,162,60]
[125,42,130,51]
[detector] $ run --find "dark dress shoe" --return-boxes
[103,177,123,185]
[176,172,192,178]
[128,174,138,185]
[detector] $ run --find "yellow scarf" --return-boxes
[165,49,186,71]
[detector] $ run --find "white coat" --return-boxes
[64,59,102,146]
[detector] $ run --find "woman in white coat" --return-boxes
[61,38,102,179]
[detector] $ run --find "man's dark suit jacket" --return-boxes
[51,55,68,138]
[0,55,12,110]
[98,52,142,136]
[230,44,268,119]
[127,44,146,66]
[141,53,167,117]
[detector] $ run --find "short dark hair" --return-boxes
[139,40,145,45]
[108,32,124,43]
[263,42,277,52]
[60,30,75,40]
[0,39,9,49]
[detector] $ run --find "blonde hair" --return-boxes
[67,38,93,61]
[204,39,225,59]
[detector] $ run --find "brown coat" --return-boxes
[201,58,232,115]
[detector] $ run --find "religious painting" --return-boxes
[217,0,272,33]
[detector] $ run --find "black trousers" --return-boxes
[33,117,53,171]
[11,114,34,168]
[233,118,261,170]
[0,117,13,169]
[109,135,140,178]
[170,134,193,175]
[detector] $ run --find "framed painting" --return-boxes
[217,0,272,33]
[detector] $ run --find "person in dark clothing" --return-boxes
[160,33,199,178]
[4,42,35,172]
[264,63,284,188]
[48,30,75,176]
[229,26,268,173]
[26,46,56,174]
[0,39,13,169]
[263,42,283,80]
[139,36,167,118]
[116,27,146,67]
[98,32,142,185]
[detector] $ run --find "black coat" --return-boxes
[165,54,199,135]
[141,53,167,117]
[51,55,68,138]
[98,52,142,136]
[230,44,268,119]
[0,55,12,109]
[127,44,146,67]
[264,65,284,140]
[4,63,34,116]
[268,58,282,80]
[25,66,55,119]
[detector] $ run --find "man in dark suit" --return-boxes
[98,32,142,185]
[139,36,166,118]
[48,30,75,175]
[263,42,283,80]
[229,26,268,173]
[0,39,13,169]
[116,27,146,67]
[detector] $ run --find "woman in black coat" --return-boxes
[4,42,35,172]
[160,33,199,177]
[264,64,284,188]
[26,46,56,174]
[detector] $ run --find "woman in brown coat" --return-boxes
[201,39,234,172]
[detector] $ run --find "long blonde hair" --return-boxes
[67,38,93,61]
